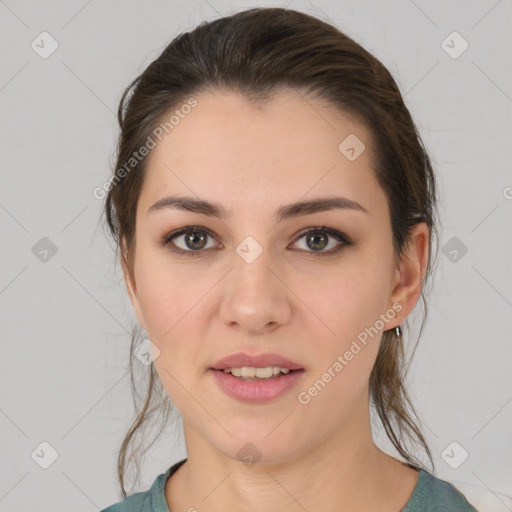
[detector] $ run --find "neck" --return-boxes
[166,395,417,511]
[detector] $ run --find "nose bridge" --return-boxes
[219,233,292,331]
[240,243,273,285]
[232,234,279,298]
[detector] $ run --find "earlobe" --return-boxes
[389,223,429,326]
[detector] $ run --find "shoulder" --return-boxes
[403,469,479,511]
[99,471,165,512]
[100,459,188,512]
[100,491,149,512]
[429,473,479,511]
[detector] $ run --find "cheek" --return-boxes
[295,254,392,404]
[303,256,392,342]
[293,266,389,427]
[134,247,208,332]
[133,251,207,398]
[294,350,374,451]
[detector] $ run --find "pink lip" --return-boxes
[210,352,304,371]
[209,368,305,403]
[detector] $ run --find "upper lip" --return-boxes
[210,352,304,371]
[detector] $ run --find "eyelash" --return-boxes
[160,225,353,258]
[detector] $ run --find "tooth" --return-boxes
[241,367,256,378]
[222,366,294,378]
[255,367,273,378]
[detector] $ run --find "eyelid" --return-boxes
[291,225,352,245]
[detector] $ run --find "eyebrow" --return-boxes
[147,194,368,222]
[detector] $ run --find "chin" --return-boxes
[213,432,303,468]
[228,445,297,468]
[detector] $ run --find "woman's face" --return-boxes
[123,89,424,464]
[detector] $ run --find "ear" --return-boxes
[388,222,429,327]
[121,240,146,327]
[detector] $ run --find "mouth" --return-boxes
[209,352,305,402]
[208,359,305,402]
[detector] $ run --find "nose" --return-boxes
[219,246,292,335]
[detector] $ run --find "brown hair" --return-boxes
[103,6,438,497]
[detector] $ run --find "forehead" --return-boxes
[140,90,384,214]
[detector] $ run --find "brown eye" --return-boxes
[162,227,218,257]
[291,227,352,257]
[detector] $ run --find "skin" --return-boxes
[122,89,429,512]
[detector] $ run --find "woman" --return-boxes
[100,7,478,511]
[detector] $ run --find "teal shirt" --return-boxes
[101,459,478,511]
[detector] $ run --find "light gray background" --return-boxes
[1,1,511,511]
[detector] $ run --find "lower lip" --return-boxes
[209,369,305,403]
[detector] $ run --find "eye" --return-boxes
[161,225,352,257]
[161,226,218,257]
[290,226,352,257]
